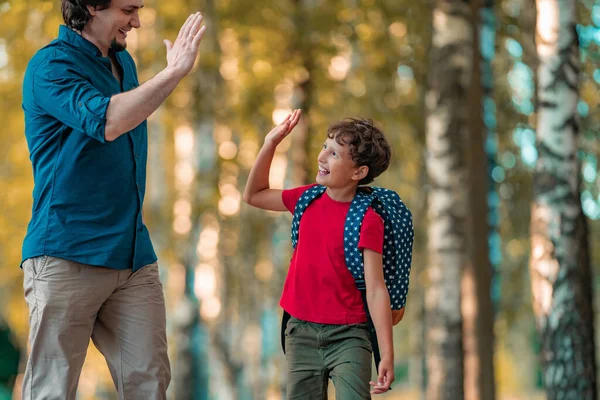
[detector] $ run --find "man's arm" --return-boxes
[32,13,207,143]
[364,248,395,395]
[242,109,301,211]
[104,12,206,141]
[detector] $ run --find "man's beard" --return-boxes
[110,38,126,52]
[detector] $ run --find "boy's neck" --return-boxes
[325,185,359,203]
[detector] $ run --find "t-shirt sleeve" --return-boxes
[358,208,384,254]
[282,184,318,213]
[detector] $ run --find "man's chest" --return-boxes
[111,59,122,84]
[81,53,136,96]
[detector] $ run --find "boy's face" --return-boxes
[316,136,367,188]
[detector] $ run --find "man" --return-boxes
[20,1,205,398]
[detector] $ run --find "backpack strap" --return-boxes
[281,310,291,354]
[342,189,376,288]
[360,290,383,371]
[291,185,327,249]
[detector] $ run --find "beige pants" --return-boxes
[22,256,171,400]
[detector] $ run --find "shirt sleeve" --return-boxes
[282,184,318,213]
[32,54,110,143]
[358,208,384,254]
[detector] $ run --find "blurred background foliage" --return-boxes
[1,0,600,398]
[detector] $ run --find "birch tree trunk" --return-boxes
[425,1,472,399]
[529,1,597,398]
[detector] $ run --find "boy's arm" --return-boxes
[242,110,301,211]
[364,248,395,394]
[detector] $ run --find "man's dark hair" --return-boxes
[61,0,111,31]
[327,118,392,185]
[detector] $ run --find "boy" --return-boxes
[243,109,403,398]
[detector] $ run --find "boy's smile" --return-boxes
[317,165,330,176]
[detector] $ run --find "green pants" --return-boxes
[284,316,373,400]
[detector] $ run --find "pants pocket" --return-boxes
[24,256,50,279]
[285,317,302,338]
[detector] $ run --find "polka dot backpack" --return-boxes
[291,184,413,310]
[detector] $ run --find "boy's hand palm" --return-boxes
[265,109,301,147]
[370,359,394,395]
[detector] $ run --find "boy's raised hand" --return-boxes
[370,358,394,395]
[264,109,302,147]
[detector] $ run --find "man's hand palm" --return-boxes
[164,12,206,78]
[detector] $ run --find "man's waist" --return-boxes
[22,229,156,271]
[24,215,147,250]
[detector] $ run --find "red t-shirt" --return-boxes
[280,184,384,324]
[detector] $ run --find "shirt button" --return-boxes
[134,154,138,160]
[77,102,83,107]
[137,184,141,191]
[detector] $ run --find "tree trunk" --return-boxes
[529,1,597,398]
[424,1,471,399]
[462,0,496,399]
[290,0,314,186]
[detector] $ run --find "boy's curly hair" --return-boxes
[327,118,391,185]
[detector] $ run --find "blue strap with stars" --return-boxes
[291,185,414,310]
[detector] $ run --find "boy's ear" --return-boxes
[87,5,97,16]
[352,165,369,181]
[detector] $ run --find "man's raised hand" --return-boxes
[264,109,302,148]
[164,12,207,79]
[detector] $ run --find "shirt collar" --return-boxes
[58,25,103,58]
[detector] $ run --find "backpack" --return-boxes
[282,184,414,368]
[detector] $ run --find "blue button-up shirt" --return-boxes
[21,25,157,271]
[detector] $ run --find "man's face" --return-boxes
[87,0,143,53]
